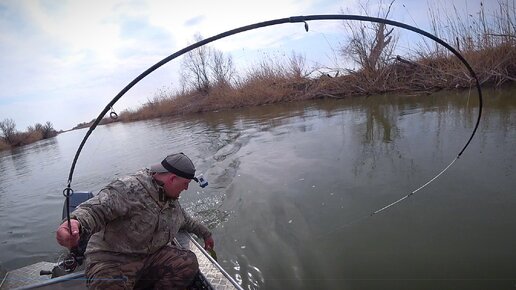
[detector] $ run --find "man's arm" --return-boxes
[56,183,132,248]
[179,206,214,249]
[70,185,131,234]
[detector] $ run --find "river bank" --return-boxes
[3,1,515,148]
[117,72,515,125]
[0,121,58,152]
[113,1,514,124]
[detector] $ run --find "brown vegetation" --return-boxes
[118,52,314,122]
[59,1,509,130]
[0,139,9,151]
[0,119,58,151]
[114,1,513,124]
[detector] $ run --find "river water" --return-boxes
[0,88,515,290]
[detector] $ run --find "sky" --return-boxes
[0,0,500,131]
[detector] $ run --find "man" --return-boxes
[56,153,214,289]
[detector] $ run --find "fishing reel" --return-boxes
[40,249,84,278]
[58,249,83,273]
[40,191,92,278]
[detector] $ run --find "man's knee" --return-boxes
[174,250,199,280]
[86,261,135,290]
[146,248,200,288]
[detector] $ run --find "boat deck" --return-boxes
[0,262,71,290]
[0,232,239,290]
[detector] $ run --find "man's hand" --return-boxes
[56,219,81,249]
[204,236,214,251]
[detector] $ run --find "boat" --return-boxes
[1,232,240,290]
[0,191,242,290]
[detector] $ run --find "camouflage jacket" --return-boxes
[71,169,211,258]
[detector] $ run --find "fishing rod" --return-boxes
[61,13,482,247]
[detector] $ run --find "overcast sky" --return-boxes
[0,0,498,131]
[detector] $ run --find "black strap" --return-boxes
[161,159,195,179]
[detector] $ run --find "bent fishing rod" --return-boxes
[62,14,482,232]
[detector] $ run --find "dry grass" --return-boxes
[108,2,516,125]
[119,56,316,122]
[0,139,10,151]
[119,41,515,123]
[6,131,43,147]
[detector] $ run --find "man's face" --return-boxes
[165,174,191,199]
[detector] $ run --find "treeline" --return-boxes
[0,118,58,151]
[115,0,514,123]
[70,115,120,131]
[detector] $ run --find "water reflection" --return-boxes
[362,97,400,144]
[8,148,31,177]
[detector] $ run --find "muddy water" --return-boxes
[1,87,515,289]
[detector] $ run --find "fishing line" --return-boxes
[63,14,482,230]
[0,272,7,289]
[371,157,458,216]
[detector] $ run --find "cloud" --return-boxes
[3,0,491,131]
[184,15,205,27]
[0,0,348,130]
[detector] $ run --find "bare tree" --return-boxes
[42,121,57,138]
[287,52,312,79]
[181,34,211,93]
[341,0,398,75]
[180,34,236,93]
[25,121,57,140]
[210,49,235,88]
[34,123,44,132]
[0,118,17,144]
